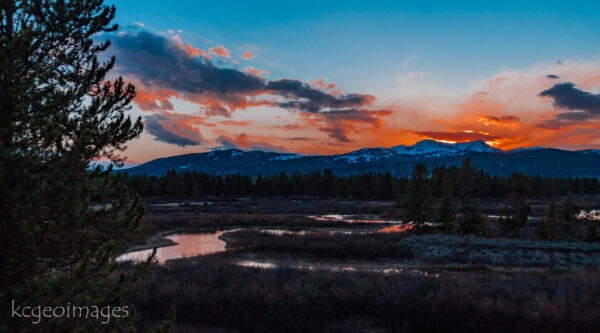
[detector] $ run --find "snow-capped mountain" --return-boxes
[118,140,600,178]
[333,139,499,163]
[333,147,397,163]
[390,139,499,157]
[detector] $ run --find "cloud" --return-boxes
[546,74,560,79]
[209,45,231,58]
[220,120,250,126]
[135,89,180,111]
[108,31,266,114]
[104,30,391,144]
[144,113,204,147]
[276,124,307,130]
[174,41,211,59]
[214,135,238,150]
[307,78,328,89]
[215,133,288,153]
[538,82,600,128]
[540,82,600,114]
[108,32,379,114]
[397,71,430,84]
[242,52,254,59]
[478,115,520,126]
[243,66,270,78]
[267,79,375,113]
[316,109,391,142]
[414,131,502,143]
[306,78,337,90]
[134,22,145,28]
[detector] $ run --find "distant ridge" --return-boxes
[118,140,600,178]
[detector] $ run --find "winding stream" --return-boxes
[117,215,408,264]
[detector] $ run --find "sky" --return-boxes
[103,0,600,163]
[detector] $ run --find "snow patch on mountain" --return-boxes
[271,154,302,161]
[332,140,499,164]
[509,146,545,153]
[579,149,600,155]
[333,148,395,163]
[388,139,498,157]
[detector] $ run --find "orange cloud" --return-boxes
[307,78,328,89]
[175,41,211,59]
[307,78,337,91]
[220,120,250,126]
[135,89,180,111]
[180,91,274,118]
[209,45,230,58]
[414,130,503,143]
[144,112,207,147]
[383,62,598,151]
[243,66,270,78]
[242,52,254,59]
[478,115,520,127]
[215,133,287,152]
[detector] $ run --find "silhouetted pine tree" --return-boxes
[437,172,456,230]
[537,201,558,240]
[500,173,532,236]
[0,1,149,330]
[560,193,580,238]
[457,159,486,235]
[403,164,431,234]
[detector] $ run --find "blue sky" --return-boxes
[109,1,600,93]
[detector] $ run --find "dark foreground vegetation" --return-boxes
[220,229,600,268]
[131,262,600,333]
[138,212,388,237]
[223,229,415,261]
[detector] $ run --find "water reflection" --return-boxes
[119,223,413,264]
[308,214,401,224]
[378,224,414,233]
[260,228,356,236]
[117,232,227,264]
[234,259,439,276]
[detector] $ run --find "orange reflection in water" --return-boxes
[309,214,398,224]
[118,232,227,264]
[377,224,414,233]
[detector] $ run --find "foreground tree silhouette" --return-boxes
[0,1,148,330]
[437,172,456,231]
[499,173,532,236]
[403,164,431,234]
[537,200,559,240]
[457,159,486,235]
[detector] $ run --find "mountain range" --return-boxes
[118,140,600,178]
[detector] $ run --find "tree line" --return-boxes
[117,159,600,200]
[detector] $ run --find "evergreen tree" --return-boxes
[1,1,148,330]
[374,172,393,200]
[560,193,579,238]
[437,172,456,230]
[403,164,431,234]
[537,200,558,240]
[500,173,531,236]
[457,159,486,235]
